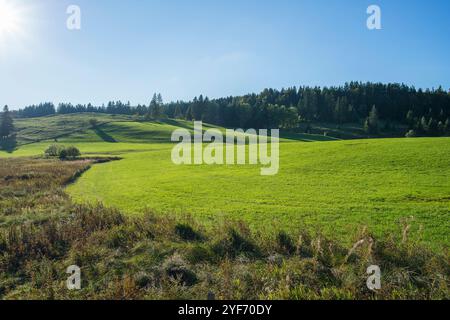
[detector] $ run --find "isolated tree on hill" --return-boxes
[0,105,15,138]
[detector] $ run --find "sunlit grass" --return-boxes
[2,115,449,250]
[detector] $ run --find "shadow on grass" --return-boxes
[280,131,340,142]
[93,127,117,143]
[159,119,194,130]
[0,136,18,153]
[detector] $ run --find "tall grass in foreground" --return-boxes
[0,158,448,300]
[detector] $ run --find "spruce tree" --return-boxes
[156,93,163,106]
[0,105,15,138]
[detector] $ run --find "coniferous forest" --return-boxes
[6,82,450,137]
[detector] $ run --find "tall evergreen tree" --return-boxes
[148,93,162,119]
[0,105,15,138]
[156,93,163,106]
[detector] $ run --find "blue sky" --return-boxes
[1,0,449,109]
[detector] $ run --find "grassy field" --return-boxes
[66,137,450,250]
[0,158,448,299]
[2,114,449,251]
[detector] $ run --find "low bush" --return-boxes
[45,145,80,160]
[45,144,64,157]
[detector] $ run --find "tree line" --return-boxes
[8,82,450,137]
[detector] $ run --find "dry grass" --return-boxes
[0,158,448,300]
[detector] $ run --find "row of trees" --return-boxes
[9,82,450,136]
[406,113,450,137]
[15,94,166,119]
[168,83,450,136]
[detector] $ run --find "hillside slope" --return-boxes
[1,114,449,250]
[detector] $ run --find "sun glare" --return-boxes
[0,0,24,41]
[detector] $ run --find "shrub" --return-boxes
[64,146,81,159]
[58,148,68,159]
[45,144,64,157]
[45,145,80,159]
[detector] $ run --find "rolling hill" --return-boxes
[2,114,449,250]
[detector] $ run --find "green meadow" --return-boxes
[2,114,449,250]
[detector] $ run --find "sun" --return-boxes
[0,0,24,39]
